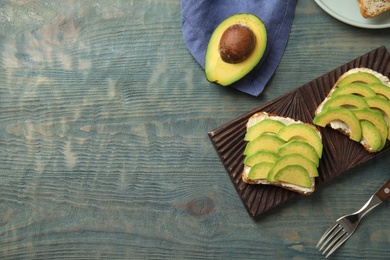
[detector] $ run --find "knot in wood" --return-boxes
[186,197,215,217]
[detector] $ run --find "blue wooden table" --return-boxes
[0,0,389,259]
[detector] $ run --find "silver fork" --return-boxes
[316,179,390,258]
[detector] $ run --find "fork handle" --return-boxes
[375,179,390,202]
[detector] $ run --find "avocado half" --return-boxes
[205,13,267,86]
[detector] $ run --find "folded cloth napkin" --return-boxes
[181,0,297,96]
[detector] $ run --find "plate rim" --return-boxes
[314,0,390,29]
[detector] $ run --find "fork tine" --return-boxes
[324,232,350,258]
[322,227,346,256]
[319,225,343,252]
[318,224,343,251]
[316,222,338,248]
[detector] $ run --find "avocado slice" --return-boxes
[368,83,390,100]
[353,108,388,149]
[247,162,274,180]
[274,165,312,188]
[267,154,318,183]
[276,140,320,167]
[364,96,390,140]
[243,133,285,156]
[313,107,362,142]
[322,94,369,110]
[244,150,279,167]
[276,123,323,158]
[244,118,285,141]
[360,121,382,152]
[205,13,267,86]
[331,83,376,98]
[337,72,382,87]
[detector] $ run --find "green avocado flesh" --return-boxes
[322,94,369,110]
[365,96,390,140]
[337,72,382,87]
[267,153,318,182]
[274,165,312,188]
[244,119,285,141]
[368,83,390,100]
[314,70,390,152]
[243,133,285,156]
[205,13,267,86]
[244,150,279,167]
[314,107,362,142]
[277,140,319,167]
[331,83,376,98]
[360,121,382,152]
[277,123,323,158]
[242,116,322,191]
[247,162,274,180]
[353,108,388,149]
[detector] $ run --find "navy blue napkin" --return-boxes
[181,0,297,96]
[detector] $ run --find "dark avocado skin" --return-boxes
[205,13,267,86]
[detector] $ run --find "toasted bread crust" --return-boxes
[358,0,390,18]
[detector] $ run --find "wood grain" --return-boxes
[0,0,389,259]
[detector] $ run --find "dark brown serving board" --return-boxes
[208,46,390,220]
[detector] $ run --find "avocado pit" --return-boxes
[219,24,256,64]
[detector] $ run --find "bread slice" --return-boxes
[242,112,321,195]
[315,68,390,152]
[358,0,390,18]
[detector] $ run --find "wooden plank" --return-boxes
[0,0,389,259]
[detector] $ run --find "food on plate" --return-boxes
[337,71,382,86]
[243,133,286,155]
[354,108,387,150]
[358,0,390,18]
[313,107,362,142]
[242,112,323,195]
[274,165,313,188]
[330,83,376,97]
[368,83,390,99]
[321,94,369,111]
[360,121,382,151]
[244,119,285,141]
[365,97,390,139]
[277,123,323,158]
[244,150,279,167]
[247,162,274,181]
[313,68,390,152]
[277,140,320,167]
[204,13,267,86]
[266,153,319,183]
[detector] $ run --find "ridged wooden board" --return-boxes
[208,46,390,220]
